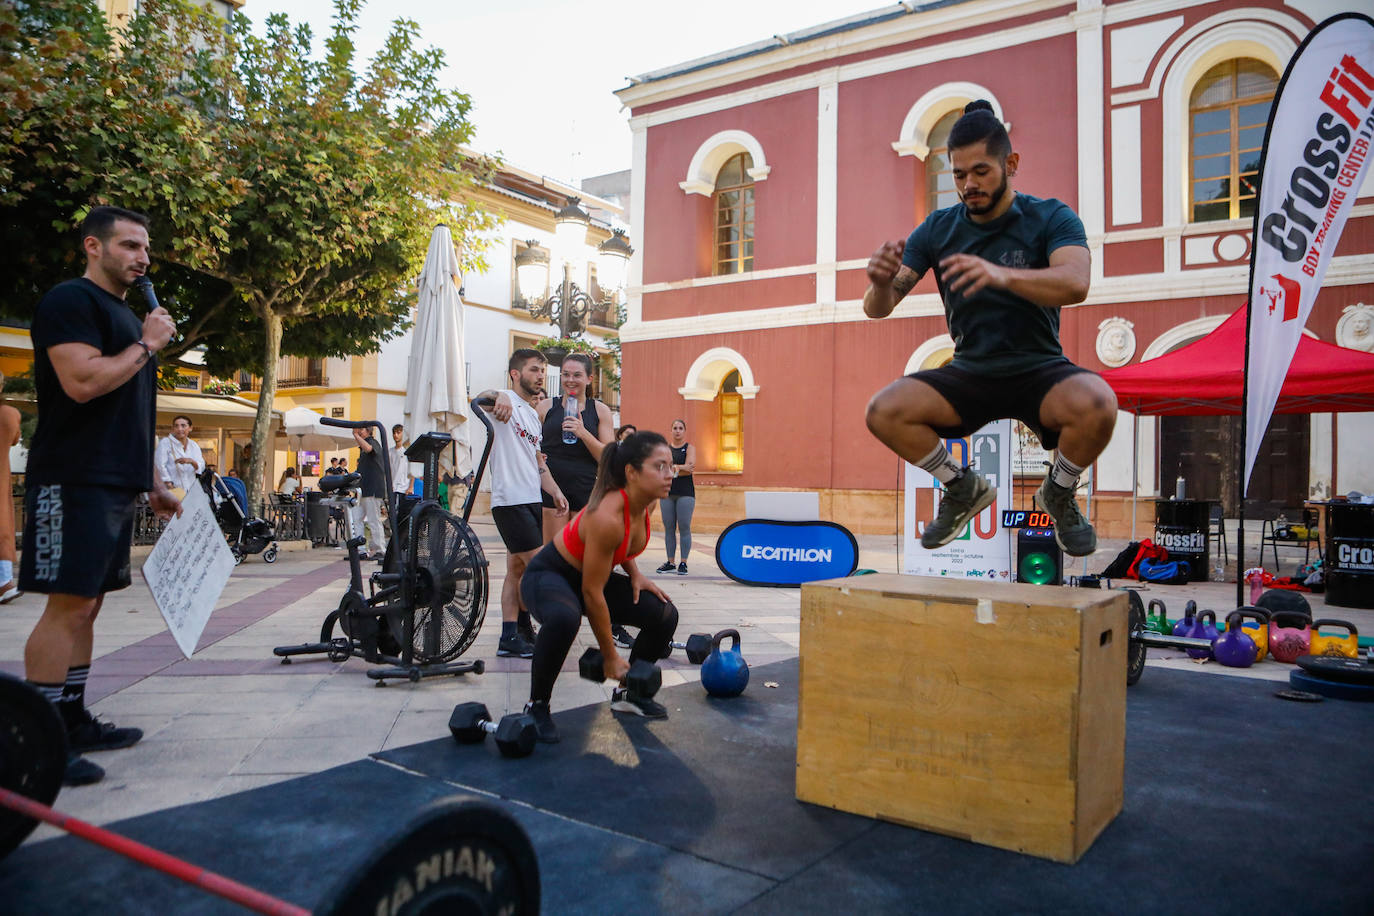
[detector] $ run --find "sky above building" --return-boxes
[250,0,886,183]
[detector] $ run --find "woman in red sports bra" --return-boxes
[518,431,680,743]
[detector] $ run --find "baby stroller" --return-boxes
[204,470,279,564]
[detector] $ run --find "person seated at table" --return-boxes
[277,467,300,501]
[519,431,679,743]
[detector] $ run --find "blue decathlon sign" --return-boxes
[715,519,859,587]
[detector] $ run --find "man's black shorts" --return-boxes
[18,483,139,597]
[492,503,544,554]
[907,359,1095,451]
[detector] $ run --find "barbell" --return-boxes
[0,674,539,916]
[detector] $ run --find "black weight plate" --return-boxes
[1125,590,1146,686]
[0,673,68,859]
[1274,689,1323,703]
[1294,654,1374,685]
[317,798,539,916]
[1289,668,1374,702]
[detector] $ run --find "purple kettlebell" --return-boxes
[1212,611,1257,668]
[1185,609,1219,659]
[1172,599,1198,638]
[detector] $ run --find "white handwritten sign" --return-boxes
[139,484,236,658]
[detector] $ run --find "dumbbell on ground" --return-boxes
[448,702,537,758]
[662,632,712,664]
[578,648,663,697]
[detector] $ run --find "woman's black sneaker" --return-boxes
[656,561,675,573]
[611,687,668,719]
[611,625,635,649]
[63,754,105,786]
[522,700,559,743]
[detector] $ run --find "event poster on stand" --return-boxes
[903,420,1012,580]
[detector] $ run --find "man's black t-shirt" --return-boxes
[357,437,386,498]
[902,193,1088,374]
[28,278,156,489]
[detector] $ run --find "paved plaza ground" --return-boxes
[1,517,1363,854]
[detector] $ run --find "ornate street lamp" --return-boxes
[515,197,633,340]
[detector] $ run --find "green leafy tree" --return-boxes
[3,0,496,509]
[0,0,240,313]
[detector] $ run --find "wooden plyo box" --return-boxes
[796,574,1127,864]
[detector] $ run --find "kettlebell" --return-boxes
[1309,619,1359,659]
[1146,598,1171,634]
[1185,609,1218,659]
[1213,611,1257,668]
[1269,612,1312,664]
[1233,607,1270,662]
[1172,600,1198,638]
[700,629,750,698]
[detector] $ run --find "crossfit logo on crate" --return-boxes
[1158,530,1205,552]
[1336,542,1374,571]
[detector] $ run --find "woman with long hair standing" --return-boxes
[656,419,695,575]
[518,431,680,744]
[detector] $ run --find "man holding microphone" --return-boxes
[21,206,181,786]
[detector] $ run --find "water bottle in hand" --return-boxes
[562,394,578,445]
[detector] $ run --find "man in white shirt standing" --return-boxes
[390,424,413,499]
[479,349,567,658]
[154,415,203,499]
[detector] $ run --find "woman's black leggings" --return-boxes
[520,543,679,702]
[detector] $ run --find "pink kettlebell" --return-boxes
[1268,611,1311,664]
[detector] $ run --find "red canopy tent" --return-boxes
[1101,304,1374,416]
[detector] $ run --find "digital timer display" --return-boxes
[1001,510,1054,528]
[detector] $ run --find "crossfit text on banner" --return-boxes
[1245,13,1374,490]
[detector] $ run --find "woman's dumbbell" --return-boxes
[578,648,663,697]
[448,702,537,758]
[661,632,712,664]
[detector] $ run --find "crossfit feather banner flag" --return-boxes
[1245,13,1374,492]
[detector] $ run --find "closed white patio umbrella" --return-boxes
[404,225,472,484]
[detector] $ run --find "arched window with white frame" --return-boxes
[1188,58,1277,222]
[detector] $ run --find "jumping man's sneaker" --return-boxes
[523,700,559,743]
[920,470,996,549]
[67,714,143,754]
[611,625,635,650]
[677,562,688,576]
[1035,477,1098,557]
[656,561,675,574]
[63,754,105,787]
[611,687,668,719]
[497,633,535,658]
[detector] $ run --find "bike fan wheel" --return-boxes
[400,505,488,664]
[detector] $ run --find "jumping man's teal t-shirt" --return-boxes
[902,193,1087,375]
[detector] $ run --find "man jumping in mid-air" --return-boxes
[864,100,1117,557]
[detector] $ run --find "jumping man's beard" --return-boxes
[962,172,1009,215]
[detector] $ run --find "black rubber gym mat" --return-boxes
[5,661,1371,914]
[0,757,773,914]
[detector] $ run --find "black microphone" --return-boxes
[130,275,160,312]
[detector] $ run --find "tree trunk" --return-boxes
[246,310,283,514]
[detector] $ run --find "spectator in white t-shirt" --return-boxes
[479,349,568,659]
[154,415,204,498]
[390,424,413,497]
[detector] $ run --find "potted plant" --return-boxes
[203,378,241,396]
[536,336,595,368]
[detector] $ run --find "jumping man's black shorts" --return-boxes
[492,502,544,554]
[906,359,1096,452]
[18,483,140,597]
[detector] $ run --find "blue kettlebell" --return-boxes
[1212,611,1257,668]
[700,629,749,698]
